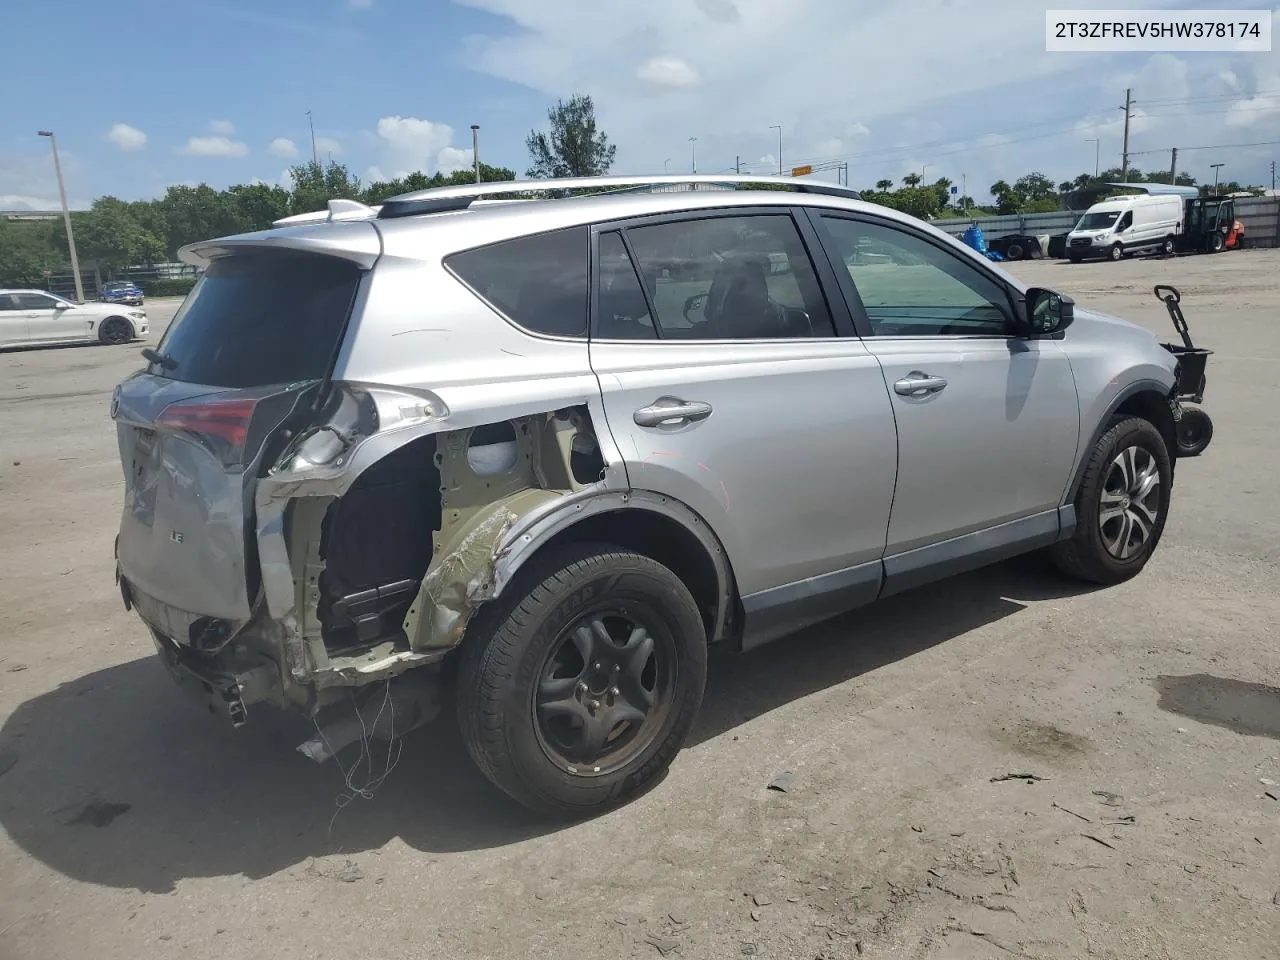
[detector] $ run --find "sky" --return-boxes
[3,0,1280,211]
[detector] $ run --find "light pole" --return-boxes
[471,124,481,183]
[1085,138,1099,178]
[37,130,84,303]
[1210,162,1225,194]
[664,157,671,174]
[921,162,929,182]
[305,110,318,166]
[770,124,782,175]
[689,137,697,174]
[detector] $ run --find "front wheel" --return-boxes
[1210,232,1225,253]
[1109,243,1124,262]
[456,542,708,817]
[1051,416,1172,585]
[98,317,133,345]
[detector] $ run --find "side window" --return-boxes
[1117,211,1133,230]
[820,216,1013,337]
[446,226,589,338]
[13,293,56,310]
[596,231,658,340]
[623,214,836,340]
[0,295,20,311]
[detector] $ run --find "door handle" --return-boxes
[633,397,713,427]
[893,372,948,397]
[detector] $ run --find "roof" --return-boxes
[1104,182,1200,199]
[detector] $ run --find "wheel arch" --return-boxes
[1066,380,1176,503]
[488,490,738,647]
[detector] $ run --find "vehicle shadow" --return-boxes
[0,557,1095,892]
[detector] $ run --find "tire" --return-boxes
[99,317,132,345]
[1210,232,1225,253]
[1005,242,1024,261]
[1108,243,1124,262]
[456,541,708,817]
[1051,416,1172,585]
[1068,254,1082,264]
[1176,407,1213,457]
[1161,236,1175,256]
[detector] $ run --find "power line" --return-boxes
[1135,89,1280,106]
[1127,139,1280,158]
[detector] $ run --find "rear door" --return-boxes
[587,207,899,645]
[112,250,363,632]
[0,294,30,345]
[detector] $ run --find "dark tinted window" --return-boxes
[13,293,56,309]
[821,216,1012,337]
[596,231,657,340]
[447,226,588,338]
[623,214,835,340]
[151,252,360,388]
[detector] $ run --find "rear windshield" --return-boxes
[150,252,361,388]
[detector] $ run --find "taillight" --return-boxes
[156,395,260,465]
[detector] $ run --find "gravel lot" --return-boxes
[2,251,1278,960]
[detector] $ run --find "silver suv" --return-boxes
[110,175,1207,816]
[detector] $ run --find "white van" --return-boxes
[1065,193,1184,262]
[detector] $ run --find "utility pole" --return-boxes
[37,130,84,303]
[306,110,318,166]
[735,155,741,174]
[1119,88,1132,182]
[921,162,929,182]
[1271,159,1276,191]
[1170,147,1177,184]
[770,124,782,175]
[663,158,671,174]
[689,137,697,174]
[471,125,481,183]
[1086,138,1099,178]
[1210,162,1224,194]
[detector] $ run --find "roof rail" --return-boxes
[377,174,861,220]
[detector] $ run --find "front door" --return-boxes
[588,209,900,645]
[813,213,1079,581]
[15,292,84,341]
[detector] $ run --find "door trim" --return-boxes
[739,559,882,651]
[879,506,1073,598]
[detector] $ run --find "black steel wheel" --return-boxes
[99,317,132,345]
[1176,407,1213,457]
[457,542,707,817]
[1051,416,1172,585]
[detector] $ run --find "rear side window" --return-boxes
[151,252,360,388]
[446,226,589,338]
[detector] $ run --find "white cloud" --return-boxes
[437,146,474,174]
[637,55,700,88]
[373,116,453,174]
[315,136,343,156]
[0,194,59,210]
[268,137,300,158]
[209,119,236,136]
[367,165,389,182]
[180,135,250,158]
[105,123,147,152]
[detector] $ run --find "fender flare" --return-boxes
[486,487,737,645]
[1064,378,1175,504]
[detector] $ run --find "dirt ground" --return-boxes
[1,250,1278,960]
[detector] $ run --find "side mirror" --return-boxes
[1024,287,1074,336]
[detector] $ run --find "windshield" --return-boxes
[150,251,362,388]
[1077,211,1121,231]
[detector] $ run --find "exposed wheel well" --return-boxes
[533,509,728,643]
[1114,389,1176,460]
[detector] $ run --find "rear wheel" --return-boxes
[1161,236,1175,256]
[1051,416,1172,585]
[1108,243,1124,262]
[1176,407,1213,457]
[99,317,132,345]
[456,542,707,817]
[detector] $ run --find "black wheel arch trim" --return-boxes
[1065,378,1177,504]
[487,488,737,646]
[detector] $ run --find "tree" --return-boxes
[73,197,165,272]
[225,183,293,231]
[0,218,59,286]
[361,163,516,205]
[900,172,922,188]
[288,160,363,215]
[874,178,894,191]
[526,94,615,178]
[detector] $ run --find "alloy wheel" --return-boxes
[1098,445,1161,559]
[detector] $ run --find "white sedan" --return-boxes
[0,289,148,348]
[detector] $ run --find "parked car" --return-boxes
[0,289,148,348]
[1065,193,1184,261]
[110,175,1206,817]
[101,280,144,306]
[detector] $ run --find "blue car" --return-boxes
[101,280,144,306]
